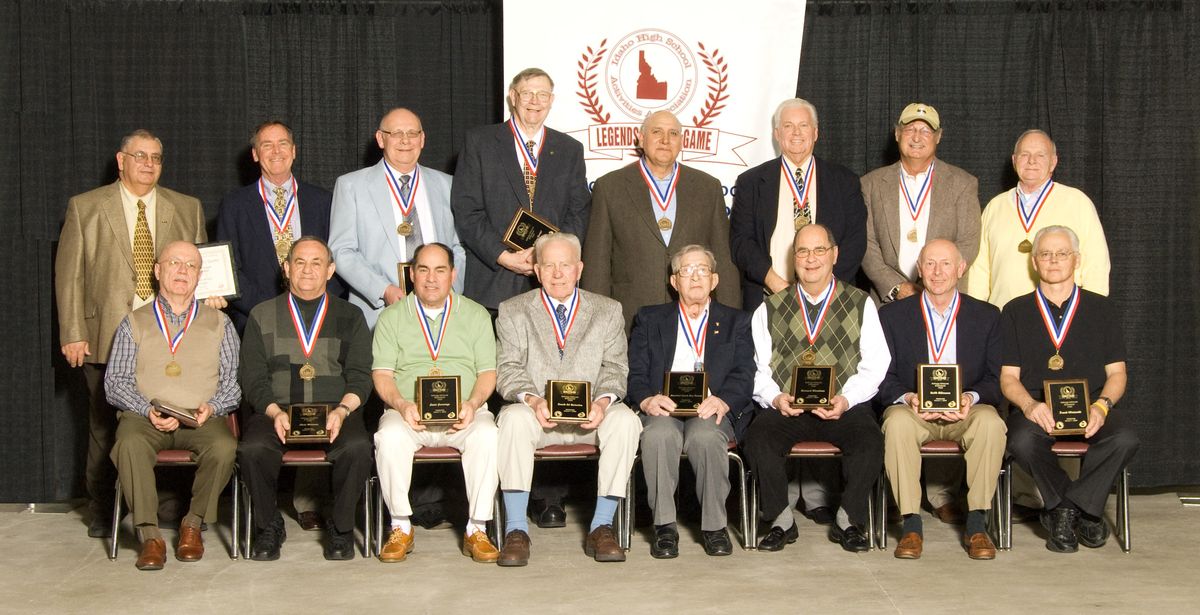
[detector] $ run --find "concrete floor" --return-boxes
[0,493,1197,614]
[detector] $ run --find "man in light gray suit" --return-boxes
[329,107,464,328]
[494,233,641,566]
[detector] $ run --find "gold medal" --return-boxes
[794,218,804,231]
[429,365,443,376]
[275,237,291,261]
[657,217,672,231]
[906,228,919,243]
[800,349,817,365]
[1048,353,1064,371]
[1018,239,1033,253]
[164,361,182,377]
[299,362,316,381]
[397,222,414,237]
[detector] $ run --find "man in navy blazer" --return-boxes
[627,244,754,559]
[216,120,343,333]
[730,98,867,312]
[877,239,1006,560]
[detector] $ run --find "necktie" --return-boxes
[272,186,293,265]
[793,167,811,226]
[523,140,537,209]
[400,174,423,255]
[132,199,154,300]
[555,303,567,358]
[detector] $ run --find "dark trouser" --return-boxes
[745,405,883,528]
[83,363,118,515]
[237,411,373,534]
[1006,410,1139,518]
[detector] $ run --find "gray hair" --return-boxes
[507,68,555,113]
[670,245,717,273]
[533,232,582,263]
[1013,128,1057,157]
[1033,225,1080,253]
[120,128,163,152]
[772,98,819,130]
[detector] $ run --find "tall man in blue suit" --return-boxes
[877,239,1006,561]
[627,244,754,559]
[329,107,464,329]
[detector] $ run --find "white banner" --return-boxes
[503,0,806,212]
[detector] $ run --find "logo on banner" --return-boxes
[575,29,755,166]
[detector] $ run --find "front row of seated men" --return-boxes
[103,225,1136,569]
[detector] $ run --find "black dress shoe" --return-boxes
[829,524,870,553]
[756,524,799,551]
[1076,514,1109,549]
[1040,507,1079,553]
[803,506,835,525]
[250,515,286,561]
[88,516,113,538]
[536,504,566,528]
[701,529,732,556]
[323,528,355,561]
[650,525,679,559]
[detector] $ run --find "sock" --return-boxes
[966,509,988,535]
[136,524,162,542]
[503,490,530,534]
[772,507,796,530]
[836,506,852,531]
[390,516,412,533]
[466,519,487,537]
[181,513,203,529]
[590,495,620,531]
[902,513,923,536]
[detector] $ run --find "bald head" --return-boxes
[154,241,203,304]
[639,111,684,174]
[375,107,425,172]
[917,239,965,299]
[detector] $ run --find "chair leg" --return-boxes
[362,476,373,559]
[1001,459,1013,550]
[109,479,122,561]
[619,472,633,551]
[748,471,759,549]
[1117,467,1131,553]
[489,490,504,548]
[372,477,384,557]
[868,474,882,550]
[728,452,751,550]
[242,481,253,560]
[230,469,240,560]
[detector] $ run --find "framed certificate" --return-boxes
[195,241,240,300]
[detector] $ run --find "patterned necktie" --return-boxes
[272,186,293,265]
[400,174,423,254]
[555,303,567,358]
[523,140,537,209]
[793,167,811,226]
[132,199,154,300]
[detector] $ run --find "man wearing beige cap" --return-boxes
[861,103,981,524]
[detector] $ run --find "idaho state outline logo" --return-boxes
[574,29,755,167]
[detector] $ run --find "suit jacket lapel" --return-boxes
[101,183,135,270]
[666,166,692,251]
[495,124,531,209]
[660,305,679,370]
[882,162,902,262]
[760,158,782,240]
[369,161,404,262]
[626,164,665,244]
[927,157,951,238]
[157,190,176,249]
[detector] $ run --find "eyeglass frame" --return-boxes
[123,151,164,166]
[378,128,424,141]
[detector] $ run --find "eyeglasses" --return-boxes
[795,246,832,258]
[160,258,199,272]
[517,90,553,102]
[675,264,713,278]
[379,128,423,141]
[900,125,936,139]
[1035,250,1075,262]
[123,151,163,166]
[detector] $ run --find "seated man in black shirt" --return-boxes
[999,225,1139,553]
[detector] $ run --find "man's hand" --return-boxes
[773,393,804,417]
[639,394,676,417]
[580,397,612,431]
[383,285,407,306]
[527,395,557,429]
[1084,404,1107,438]
[1023,401,1055,434]
[397,399,425,431]
[195,403,214,427]
[696,395,730,424]
[149,409,180,433]
[450,400,478,434]
[271,407,291,444]
[62,341,90,368]
[497,248,535,276]
[812,395,849,420]
[939,393,973,423]
[895,281,922,301]
[203,296,228,310]
[764,270,790,294]
[327,406,347,442]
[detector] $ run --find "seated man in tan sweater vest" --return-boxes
[105,241,241,570]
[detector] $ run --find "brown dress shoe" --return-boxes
[298,511,324,532]
[175,525,204,562]
[136,538,166,571]
[893,532,923,559]
[462,530,500,563]
[964,532,997,560]
[378,527,414,563]
[584,525,625,562]
[933,502,965,525]
[498,530,531,567]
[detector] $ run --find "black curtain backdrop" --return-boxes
[0,0,1195,501]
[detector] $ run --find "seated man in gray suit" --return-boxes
[329,107,464,328]
[494,233,642,565]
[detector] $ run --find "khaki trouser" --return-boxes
[882,404,1006,516]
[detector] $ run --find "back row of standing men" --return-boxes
[55,66,1132,569]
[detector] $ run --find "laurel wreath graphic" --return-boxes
[576,39,611,125]
[693,42,729,128]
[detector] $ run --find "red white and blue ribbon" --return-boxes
[921,290,961,364]
[1015,179,1055,234]
[288,293,328,360]
[797,279,837,346]
[638,158,680,218]
[782,157,815,210]
[677,301,709,364]
[383,162,420,219]
[152,297,199,358]
[541,289,580,352]
[899,161,935,222]
[259,177,298,235]
[416,293,453,364]
[509,119,545,175]
[1035,284,1079,354]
